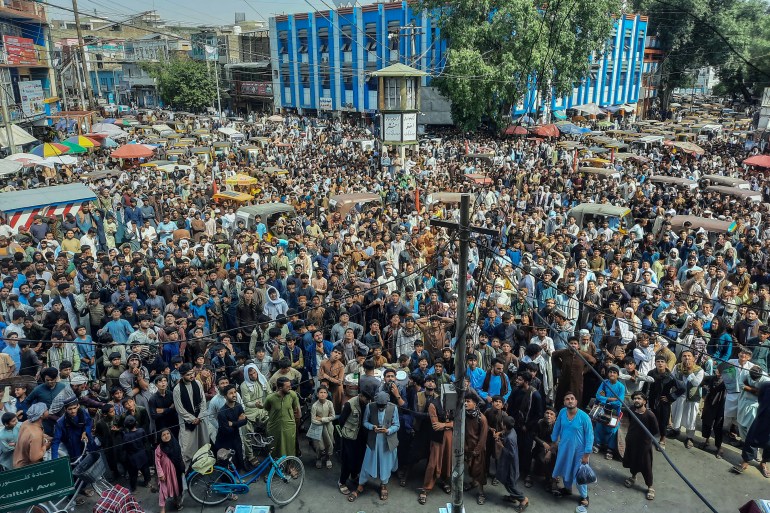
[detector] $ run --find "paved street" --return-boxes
[83,435,767,513]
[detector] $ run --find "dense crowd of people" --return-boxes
[0,109,769,512]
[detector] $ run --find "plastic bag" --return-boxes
[576,462,598,485]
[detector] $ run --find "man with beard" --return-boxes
[551,392,593,508]
[417,375,453,505]
[206,375,242,444]
[507,371,544,487]
[622,391,658,501]
[464,392,489,505]
[337,389,372,495]
[646,354,680,450]
[552,336,596,409]
[172,363,208,468]
[214,384,247,471]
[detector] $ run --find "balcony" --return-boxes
[0,0,47,23]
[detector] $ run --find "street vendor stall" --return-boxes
[0,183,96,229]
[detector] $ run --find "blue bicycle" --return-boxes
[186,433,305,506]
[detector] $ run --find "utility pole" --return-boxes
[430,194,497,513]
[0,76,17,154]
[72,0,95,109]
[73,51,86,109]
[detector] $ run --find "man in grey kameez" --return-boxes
[173,363,209,468]
[348,391,400,502]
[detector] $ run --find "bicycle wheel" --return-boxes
[26,505,52,513]
[187,467,234,506]
[267,456,304,505]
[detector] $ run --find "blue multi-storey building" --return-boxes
[270,3,648,121]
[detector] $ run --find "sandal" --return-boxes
[592,445,599,454]
[347,488,363,502]
[605,450,613,460]
[441,483,452,494]
[476,493,486,505]
[760,463,770,478]
[82,488,95,497]
[579,496,589,507]
[716,448,724,459]
[338,483,350,495]
[326,460,332,469]
[624,477,636,488]
[315,460,322,469]
[399,475,407,487]
[516,498,530,512]
[685,438,694,449]
[417,489,427,505]
[463,482,478,492]
[647,487,655,500]
[503,495,521,505]
[75,497,86,506]
[524,475,533,488]
[491,477,499,486]
[380,485,388,501]
[731,463,749,474]
[554,488,573,497]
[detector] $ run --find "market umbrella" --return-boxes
[225,173,258,186]
[30,143,70,157]
[743,154,770,168]
[531,124,560,138]
[60,141,88,154]
[0,159,22,176]
[65,135,100,148]
[102,137,119,148]
[5,153,43,164]
[504,125,529,136]
[572,103,604,116]
[553,110,567,120]
[41,155,78,166]
[268,114,285,122]
[111,144,154,159]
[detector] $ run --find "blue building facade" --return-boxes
[270,3,648,119]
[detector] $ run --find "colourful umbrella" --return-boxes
[60,141,88,154]
[111,144,154,159]
[64,135,100,148]
[30,143,70,157]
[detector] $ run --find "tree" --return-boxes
[417,0,622,131]
[712,0,770,103]
[631,0,760,110]
[141,59,216,112]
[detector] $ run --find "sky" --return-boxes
[43,0,337,27]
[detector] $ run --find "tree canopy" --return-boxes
[141,59,216,112]
[633,0,770,107]
[417,0,622,131]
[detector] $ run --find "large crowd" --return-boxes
[0,108,769,512]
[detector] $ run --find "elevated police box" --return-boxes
[372,63,427,160]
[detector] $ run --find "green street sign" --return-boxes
[0,458,75,512]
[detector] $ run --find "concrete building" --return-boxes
[0,0,57,143]
[121,35,191,107]
[270,2,648,124]
[639,35,663,119]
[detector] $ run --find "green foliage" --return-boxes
[141,59,216,111]
[632,0,770,106]
[417,0,622,131]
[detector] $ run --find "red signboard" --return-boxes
[240,81,273,96]
[3,35,38,66]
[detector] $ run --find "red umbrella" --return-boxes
[531,124,560,138]
[743,155,770,168]
[111,144,154,159]
[504,125,529,136]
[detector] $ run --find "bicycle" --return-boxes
[186,433,305,506]
[27,444,113,513]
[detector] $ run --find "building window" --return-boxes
[318,27,329,54]
[388,21,400,51]
[405,77,416,109]
[298,29,308,54]
[365,23,377,51]
[384,77,399,109]
[341,27,353,53]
